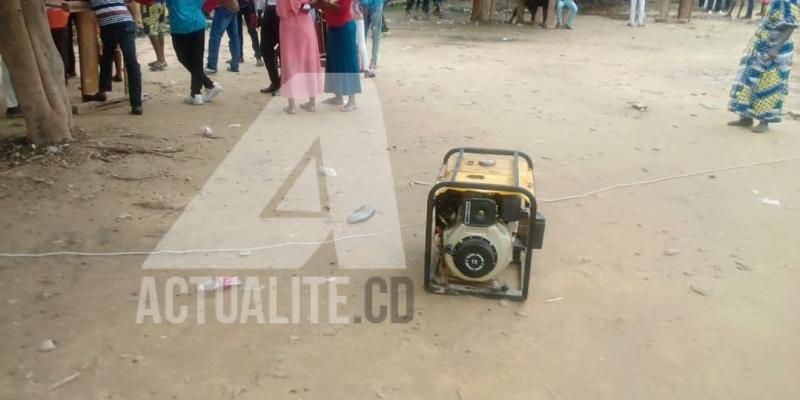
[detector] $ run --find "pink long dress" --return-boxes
[277,0,323,99]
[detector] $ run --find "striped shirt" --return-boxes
[89,0,134,27]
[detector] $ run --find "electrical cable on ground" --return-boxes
[1,155,798,259]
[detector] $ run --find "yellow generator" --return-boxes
[424,148,545,301]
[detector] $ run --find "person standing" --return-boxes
[206,0,241,73]
[66,14,77,78]
[555,0,578,29]
[1,58,22,118]
[88,0,143,115]
[258,0,281,94]
[139,0,169,71]
[238,0,263,66]
[167,0,223,105]
[728,0,798,133]
[629,0,646,26]
[360,0,383,77]
[276,0,322,114]
[319,0,361,111]
[46,4,71,84]
[353,2,369,73]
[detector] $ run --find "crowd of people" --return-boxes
[0,0,797,132]
[0,0,388,116]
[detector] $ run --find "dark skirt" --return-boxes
[324,20,361,97]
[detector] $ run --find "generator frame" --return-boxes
[424,148,543,302]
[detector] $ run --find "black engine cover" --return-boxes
[452,236,498,279]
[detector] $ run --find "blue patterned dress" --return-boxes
[729,0,799,123]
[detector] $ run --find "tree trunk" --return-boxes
[0,0,75,144]
[471,0,496,22]
[471,0,482,21]
[656,0,670,22]
[546,0,556,28]
[678,0,694,21]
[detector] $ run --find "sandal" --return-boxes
[341,103,358,112]
[751,123,769,133]
[299,102,316,112]
[283,106,296,115]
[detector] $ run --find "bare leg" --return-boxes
[342,95,358,112]
[300,97,316,112]
[284,98,296,114]
[156,36,166,63]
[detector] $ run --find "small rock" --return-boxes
[116,213,133,221]
[199,125,213,137]
[497,299,509,307]
[45,146,62,156]
[630,102,648,111]
[514,310,529,318]
[663,249,680,256]
[38,339,57,352]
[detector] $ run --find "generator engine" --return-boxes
[441,196,522,282]
[424,148,545,301]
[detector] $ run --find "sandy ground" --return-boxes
[1,7,800,400]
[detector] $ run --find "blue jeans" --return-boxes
[556,0,578,27]
[363,4,383,67]
[207,8,240,71]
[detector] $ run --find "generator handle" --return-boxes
[441,148,535,170]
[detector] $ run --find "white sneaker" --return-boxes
[204,83,223,102]
[184,94,204,105]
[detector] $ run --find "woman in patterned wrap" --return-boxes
[728,0,798,133]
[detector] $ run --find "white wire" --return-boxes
[1,155,798,259]
[0,224,426,258]
[538,155,800,203]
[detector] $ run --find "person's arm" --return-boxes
[767,27,796,59]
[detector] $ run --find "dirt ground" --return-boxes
[1,6,799,400]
